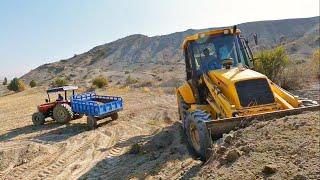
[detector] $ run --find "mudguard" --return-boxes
[177,82,196,104]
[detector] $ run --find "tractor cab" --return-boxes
[45,86,78,103]
[182,26,255,81]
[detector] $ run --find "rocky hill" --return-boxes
[21,16,319,86]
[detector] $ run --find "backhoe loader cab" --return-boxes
[182,27,254,81]
[177,27,319,161]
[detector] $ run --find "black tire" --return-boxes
[32,112,45,126]
[110,112,119,121]
[185,110,213,161]
[87,116,97,130]
[177,94,189,129]
[53,104,74,124]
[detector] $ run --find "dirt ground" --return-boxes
[0,87,201,180]
[0,86,319,180]
[197,111,320,180]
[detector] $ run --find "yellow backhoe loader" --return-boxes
[177,26,319,161]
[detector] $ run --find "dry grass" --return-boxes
[278,58,318,90]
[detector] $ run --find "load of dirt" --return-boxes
[196,112,320,179]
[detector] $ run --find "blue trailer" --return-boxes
[71,92,123,129]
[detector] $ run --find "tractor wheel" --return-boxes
[177,94,189,129]
[87,116,97,130]
[110,112,119,121]
[32,112,45,126]
[53,104,74,124]
[185,110,213,161]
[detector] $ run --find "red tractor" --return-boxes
[32,86,83,126]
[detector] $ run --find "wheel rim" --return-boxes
[33,113,43,125]
[189,122,201,152]
[57,109,67,121]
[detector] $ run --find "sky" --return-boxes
[0,0,319,79]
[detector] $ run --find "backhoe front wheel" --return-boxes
[32,112,45,126]
[53,104,74,124]
[185,110,213,161]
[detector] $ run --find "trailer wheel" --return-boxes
[185,110,213,161]
[110,112,119,121]
[32,112,45,126]
[73,114,84,120]
[177,94,189,129]
[87,116,97,130]
[53,104,73,124]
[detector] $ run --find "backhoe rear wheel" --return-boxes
[32,112,45,126]
[53,104,74,124]
[185,110,213,161]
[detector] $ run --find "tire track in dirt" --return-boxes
[34,142,94,179]
[32,129,118,179]
[2,147,63,180]
[80,126,161,179]
[1,128,116,180]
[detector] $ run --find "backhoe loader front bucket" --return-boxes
[206,105,320,138]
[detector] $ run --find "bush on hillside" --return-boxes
[92,75,108,88]
[255,46,289,82]
[7,78,26,92]
[29,80,37,88]
[52,78,68,87]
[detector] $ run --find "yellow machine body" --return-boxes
[177,27,319,138]
[177,67,302,120]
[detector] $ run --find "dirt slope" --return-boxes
[197,112,320,180]
[0,87,319,180]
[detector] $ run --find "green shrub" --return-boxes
[255,46,289,82]
[7,78,26,92]
[52,78,68,87]
[92,75,108,88]
[2,77,7,85]
[29,80,37,88]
